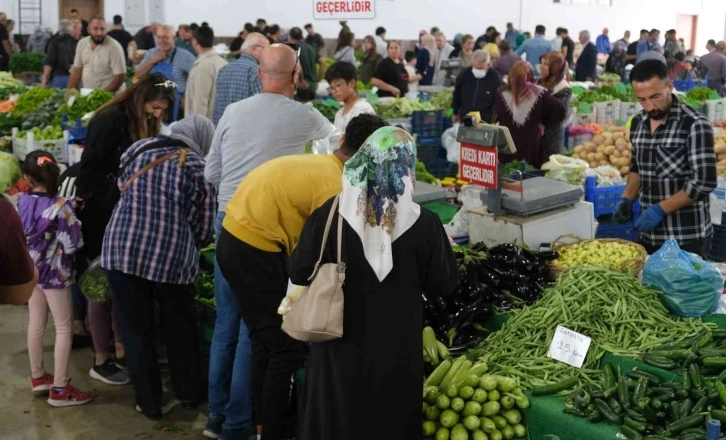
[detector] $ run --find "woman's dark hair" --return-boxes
[94,72,176,142]
[363,35,376,57]
[243,23,254,33]
[325,61,357,84]
[336,31,354,52]
[340,114,388,155]
[539,51,568,91]
[266,24,280,36]
[404,50,417,63]
[24,150,60,197]
[488,31,501,44]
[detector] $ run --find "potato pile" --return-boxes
[571,129,632,176]
[716,132,726,174]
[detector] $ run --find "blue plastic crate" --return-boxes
[585,175,630,218]
[60,114,88,142]
[411,110,443,139]
[595,202,641,241]
[596,219,639,241]
[673,78,707,92]
[416,137,445,167]
[427,158,459,179]
[442,117,453,133]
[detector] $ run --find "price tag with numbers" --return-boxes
[548,325,591,368]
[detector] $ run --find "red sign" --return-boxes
[459,142,498,189]
[313,0,375,19]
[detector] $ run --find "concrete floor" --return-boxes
[0,304,209,440]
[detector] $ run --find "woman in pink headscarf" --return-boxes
[493,61,567,168]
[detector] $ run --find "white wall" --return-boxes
[1,0,724,54]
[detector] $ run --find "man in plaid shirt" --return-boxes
[212,32,269,124]
[615,59,717,256]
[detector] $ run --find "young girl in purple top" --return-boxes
[18,150,92,407]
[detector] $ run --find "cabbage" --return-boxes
[0,151,21,193]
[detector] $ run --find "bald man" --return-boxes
[203,43,334,440]
[212,32,269,124]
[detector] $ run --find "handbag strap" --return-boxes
[308,196,341,281]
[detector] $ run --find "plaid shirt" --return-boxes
[212,54,262,124]
[139,47,196,94]
[630,94,717,246]
[101,137,217,284]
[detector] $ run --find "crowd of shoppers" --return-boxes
[4,11,726,440]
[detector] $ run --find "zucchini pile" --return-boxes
[423,357,529,440]
[562,330,726,439]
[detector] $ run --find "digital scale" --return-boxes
[441,58,464,86]
[456,119,584,217]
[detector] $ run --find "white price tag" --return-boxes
[548,325,591,368]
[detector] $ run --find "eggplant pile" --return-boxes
[422,243,557,349]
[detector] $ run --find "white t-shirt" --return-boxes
[404,65,419,100]
[333,99,376,134]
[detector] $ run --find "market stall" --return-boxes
[6,69,726,440]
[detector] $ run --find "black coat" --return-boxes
[452,67,503,123]
[575,42,598,82]
[76,107,134,260]
[289,197,458,440]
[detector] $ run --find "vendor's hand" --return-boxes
[390,87,401,97]
[635,204,666,232]
[613,198,633,223]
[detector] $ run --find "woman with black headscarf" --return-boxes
[102,115,217,420]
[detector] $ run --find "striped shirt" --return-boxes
[212,54,263,125]
[630,94,717,246]
[101,137,217,284]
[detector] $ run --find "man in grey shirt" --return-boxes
[205,44,334,212]
[701,40,726,97]
[202,43,333,440]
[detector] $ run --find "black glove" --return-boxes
[613,198,634,223]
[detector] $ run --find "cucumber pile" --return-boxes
[562,331,726,440]
[423,356,529,440]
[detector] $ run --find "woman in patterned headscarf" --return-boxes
[289,126,458,440]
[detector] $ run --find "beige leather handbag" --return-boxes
[282,196,346,342]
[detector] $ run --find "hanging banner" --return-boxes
[313,0,376,19]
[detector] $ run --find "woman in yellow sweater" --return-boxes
[484,31,502,59]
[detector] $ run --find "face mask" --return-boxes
[472,68,488,79]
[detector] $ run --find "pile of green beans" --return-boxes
[468,267,716,390]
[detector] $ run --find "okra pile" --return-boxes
[468,267,716,389]
[562,330,726,439]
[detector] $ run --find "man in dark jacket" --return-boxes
[452,50,502,123]
[42,19,77,88]
[575,30,598,82]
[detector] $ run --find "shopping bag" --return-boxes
[441,122,460,163]
[642,239,724,318]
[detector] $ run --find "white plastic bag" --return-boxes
[541,154,589,185]
[444,185,485,239]
[593,165,626,187]
[442,123,460,163]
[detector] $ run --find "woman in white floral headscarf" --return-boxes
[289,126,458,440]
